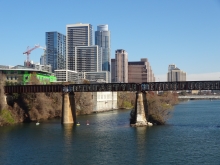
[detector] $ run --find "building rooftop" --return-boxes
[0,65,53,75]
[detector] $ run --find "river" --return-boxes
[0,100,220,165]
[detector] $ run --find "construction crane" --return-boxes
[38,46,47,65]
[23,44,40,66]
[39,46,46,51]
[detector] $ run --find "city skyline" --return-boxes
[0,0,220,81]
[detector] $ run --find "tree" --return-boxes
[74,80,93,115]
[0,72,6,111]
[118,92,135,109]
[9,73,63,122]
[146,91,178,125]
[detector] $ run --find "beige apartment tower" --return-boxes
[128,58,155,83]
[114,49,128,83]
[167,64,186,82]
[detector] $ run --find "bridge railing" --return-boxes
[143,81,220,91]
[4,81,220,93]
[4,85,63,93]
[178,95,220,99]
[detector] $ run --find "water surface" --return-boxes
[0,100,220,165]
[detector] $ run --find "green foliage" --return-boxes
[0,109,15,124]
[13,93,19,100]
[179,91,187,96]
[123,101,133,109]
[118,92,135,109]
[5,81,12,86]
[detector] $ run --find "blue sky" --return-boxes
[0,0,220,81]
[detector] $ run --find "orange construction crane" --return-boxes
[23,44,40,66]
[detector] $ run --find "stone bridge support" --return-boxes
[62,92,76,124]
[0,95,7,110]
[132,91,152,127]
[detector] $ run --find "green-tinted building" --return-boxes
[0,65,56,85]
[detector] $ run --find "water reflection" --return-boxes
[62,124,74,144]
[61,124,75,164]
[135,127,148,164]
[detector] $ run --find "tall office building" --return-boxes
[113,49,128,83]
[95,25,111,82]
[75,46,102,72]
[128,58,155,83]
[167,64,186,82]
[111,59,116,82]
[45,32,66,72]
[40,55,46,65]
[66,23,93,71]
[168,64,176,72]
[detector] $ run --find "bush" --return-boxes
[123,101,133,109]
[118,92,135,109]
[0,109,15,124]
[147,92,178,125]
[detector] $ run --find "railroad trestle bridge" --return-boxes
[4,81,220,126]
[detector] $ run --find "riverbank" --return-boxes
[0,90,178,126]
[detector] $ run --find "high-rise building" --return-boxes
[128,58,155,83]
[75,46,102,72]
[168,64,176,72]
[40,55,46,65]
[113,49,128,83]
[66,23,93,71]
[84,71,109,83]
[45,31,66,72]
[111,59,116,82]
[54,70,78,82]
[167,64,186,82]
[95,25,111,82]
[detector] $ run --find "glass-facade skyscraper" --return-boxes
[75,45,102,72]
[95,25,111,82]
[66,23,93,71]
[45,32,66,72]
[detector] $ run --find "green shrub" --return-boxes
[123,101,133,109]
[0,109,15,124]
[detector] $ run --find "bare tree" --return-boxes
[146,91,178,125]
[0,72,6,111]
[118,92,135,109]
[74,80,93,115]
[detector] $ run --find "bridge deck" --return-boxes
[178,95,220,99]
[4,85,63,93]
[4,81,220,93]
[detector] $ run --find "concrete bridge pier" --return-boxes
[133,91,148,127]
[62,92,76,124]
[0,95,7,110]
